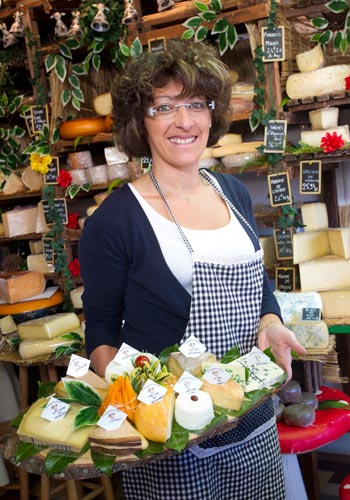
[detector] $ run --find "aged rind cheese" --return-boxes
[27,254,54,274]
[18,312,81,340]
[286,64,350,99]
[328,228,350,260]
[296,44,324,73]
[93,92,112,116]
[309,107,339,130]
[2,173,26,195]
[29,240,43,255]
[301,125,349,148]
[293,230,330,264]
[89,419,148,456]
[19,327,84,359]
[36,202,50,234]
[299,255,350,292]
[214,133,242,147]
[274,290,323,322]
[0,271,46,304]
[211,141,263,158]
[319,289,350,318]
[285,320,329,349]
[2,206,37,238]
[68,151,94,170]
[259,236,278,268]
[21,166,43,191]
[301,202,329,231]
[168,351,217,378]
[17,398,93,452]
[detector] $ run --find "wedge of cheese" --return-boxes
[299,255,350,292]
[89,419,148,456]
[319,289,350,318]
[285,320,329,349]
[18,327,84,360]
[71,285,84,309]
[286,64,350,99]
[27,254,54,274]
[309,107,339,130]
[301,203,329,231]
[328,228,350,259]
[18,312,81,340]
[296,44,324,73]
[200,378,244,410]
[293,230,330,264]
[301,125,349,148]
[2,206,37,238]
[17,398,93,452]
[0,271,46,304]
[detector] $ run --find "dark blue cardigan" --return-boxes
[79,171,281,358]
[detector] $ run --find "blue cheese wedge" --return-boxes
[228,347,285,392]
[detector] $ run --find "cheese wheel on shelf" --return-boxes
[284,320,329,349]
[211,141,263,158]
[59,117,107,140]
[286,64,350,99]
[93,92,112,116]
[0,289,64,323]
[301,125,349,148]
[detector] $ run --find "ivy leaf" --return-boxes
[195,25,208,42]
[119,42,130,57]
[93,40,105,54]
[325,0,348,13]
[72,88,85,103]
[345,11,350,29]
[60,44,72,59]
[181,28,195,40]
[55,55,67,83]
[227,24,238,49]
[61,331,84,342]
[333,30,343,50]
[52,127,60,144]
[249,112,261,133]
[68,74,80,90]
[80,182,92,192]
[66,183,81,199]
[319,29,333,45]
[166,421,189,452]
[130,37,143,58]
[183,16,202,29]
[45,54,56,73]
[311,17,329,29]
[61,89,71,107]
[211,18,229,34]
[74,406,99,430]
[211,0,222,10]
[0,106,4,118]
[16,441,45,463]
[45,449,80,476]
[318,399,350,410]
[91,450,116,477]
[195,2,209,12]
[65,37,81,50]
[310,33,321,43]
[92,54,101,72]
[37,381,56,399]
[340,37,348,55]
[72,97,81,112]
[72,63,88,76]
[199,10,217,22]
[13,126,26,138]
[218,31,228,55]
[13,95,23,108]
[63,380,102,407]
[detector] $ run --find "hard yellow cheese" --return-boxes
[299,255,350,292]
[301,203,329,231]
[328,228,350,260]
[295,44,324,73]
[319,289,350,318]
[18,312,81,340]
[18,327,84,360]
[293,230,330,264]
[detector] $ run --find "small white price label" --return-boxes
[137,379,167,405]
[174,371,203,395]
[179,335,207,358]
[66,354,90,377]
[113,342,140,364]
[41,397,70,421]
[202,365,230,385]
[97,405,127,431]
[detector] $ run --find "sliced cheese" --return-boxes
[18,312,81,340]
[299,255,350,292]
[211,141,263,158]
[0,271,46,304]
[27,254,54,274]
[19,327,84,360]
[274,290,323,322]
[93,92,112,116]
[309,107,339,130]
[328,228,350,259]
[301,125,349,148]
[259,236,278,268]
[296,44,324,73]
[17,398,93,452]
[285,320,329,349]
[293,230,330,264]
[319,289,350,318]
[301,203,329,231]
[286,64,350,99]
[2,206,37,238]
[0,315,17,334]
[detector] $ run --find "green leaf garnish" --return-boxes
[318,400,350,410]
[91,450,116,477]
[74,406,100,429]
[166,421,189,452]
[16,441,46,463]
[63,380,102,407]
[37,381,56,399]
[45,449,81,476]
[158,344,179,366]
[135,441,165,459]
[221,345,241,364]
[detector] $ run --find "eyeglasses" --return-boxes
[146,100,215,118]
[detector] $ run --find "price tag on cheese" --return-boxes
[113,342,140,364]
[137,379,167,405]
[243,347,271,368]
[174,370,203,395]
[97,405,127,430]
[179,335,207,358]
[41,397,70,421]
[66,354,90,377]
[202,365,230,385]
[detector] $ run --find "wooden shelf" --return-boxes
[283,148,350,168]
[52,133,114,154]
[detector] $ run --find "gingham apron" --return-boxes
[122,169,286,500]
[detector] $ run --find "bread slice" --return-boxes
[89,419,148,455]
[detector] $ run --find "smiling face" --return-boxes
[144,80,211,171]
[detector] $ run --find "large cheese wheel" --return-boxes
[286,64,350,99]
[0,289,63,323]
[59,117,107,140]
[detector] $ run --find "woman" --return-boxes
[79,39,306,500]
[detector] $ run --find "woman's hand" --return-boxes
[257,315,307,381]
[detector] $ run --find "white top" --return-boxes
[129,180,255,294]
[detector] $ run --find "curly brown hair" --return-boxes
[111,39,232,158]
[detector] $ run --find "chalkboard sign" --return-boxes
[262,26,285,62]
[268,171,292,207]
[300,160,322,194]
[140,156,152,172]
[41,198,68,225]
[264,120,287,153]
[302,307,321,321]
[42,237,55,264]
[148,37,166,53]
[31,105,49,134]
[24,109,35,137]
[275,267,295,292]
[273,228,293,260]
[44,157,60,185]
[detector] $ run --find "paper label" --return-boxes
[113,342,140,364]
[244,346,270,369]
[202,365,230,385]
[97,405,127,430]
[179,335,207,358]
[66,354,90,377]
[137,379,167,405]
[41,397,70,421]
[174,371,203,395]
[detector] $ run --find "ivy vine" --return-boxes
[311,0,350,54]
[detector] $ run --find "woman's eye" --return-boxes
[189,102,205,110]
[155,104,172,113]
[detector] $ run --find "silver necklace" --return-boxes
[151,174,201,203]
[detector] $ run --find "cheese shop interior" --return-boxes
[0,0,350,498]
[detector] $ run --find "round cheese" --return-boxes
[59,117,107,140]
[175,391,214,430]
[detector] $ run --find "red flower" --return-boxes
[345,75,350,91]
[67,212,80,229]
[320,131,345,153]
[68,258,80,277]
[57,169,72,188]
